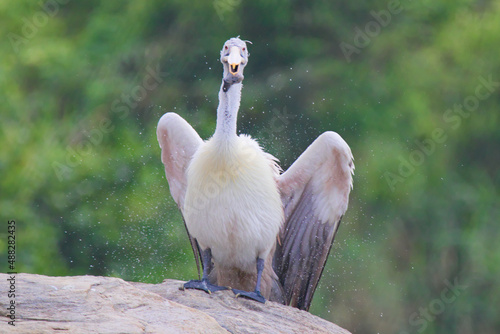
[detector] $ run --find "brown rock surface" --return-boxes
[0,273,351,334]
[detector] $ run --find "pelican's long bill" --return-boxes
[227,46,242,75]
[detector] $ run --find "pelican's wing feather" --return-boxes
[157,112,204,278]
[274,131,354,310]
[157,112,203,209]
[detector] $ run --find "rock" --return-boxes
[0,273,351,334]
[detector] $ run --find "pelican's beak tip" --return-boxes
[229,63,240,75]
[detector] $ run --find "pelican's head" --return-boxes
[220,37,249,89]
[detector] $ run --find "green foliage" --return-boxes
[1,0,499,332]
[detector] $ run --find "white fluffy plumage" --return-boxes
[184,134,283,273]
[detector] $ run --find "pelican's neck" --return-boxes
[213,81,242,141]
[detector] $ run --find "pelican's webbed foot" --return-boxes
[233,257,267,303]
[184,279,228,294]
[183,248,227,294]
[233,288,266,304]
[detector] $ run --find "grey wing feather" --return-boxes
[180,214,203,280]
[274,131,354,311]
[157,112,204,279]
[275,181,343,310]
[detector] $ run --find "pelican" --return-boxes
[157,37,354,310]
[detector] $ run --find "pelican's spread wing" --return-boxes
[157,112,203,209]
[157,112,204,277]
[274,131,354,310]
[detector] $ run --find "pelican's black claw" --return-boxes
[232,288,266,304]
[184,279,228,294]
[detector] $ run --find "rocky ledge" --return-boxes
[0,273,350,333]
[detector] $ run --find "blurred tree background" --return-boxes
[1,0,499,332]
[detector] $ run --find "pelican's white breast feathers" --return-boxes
[183,135,283,271]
